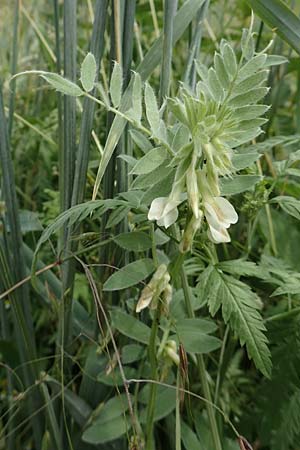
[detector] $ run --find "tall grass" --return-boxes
[2,1,300,449]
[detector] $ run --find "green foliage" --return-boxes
[197,265,271,377]
[2,1,300,449]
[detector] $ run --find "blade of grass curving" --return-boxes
[145,2,177,446]
[159,0,177,105]
[246,0,300,55]
[183,0,210,89]
[61,0,108,356]
[0,282,15,450]
[8,0,20,138]
[0,86,43,447]
[92,0,206,199]
[71,0,108,208]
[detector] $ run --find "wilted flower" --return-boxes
[164,340,180,366]
[204,196,238,243]
[136,264,171,313]
[148,196,181,228]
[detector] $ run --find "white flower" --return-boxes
[204,196,238,243]
[136,264,171,313]
[148,196,180,228]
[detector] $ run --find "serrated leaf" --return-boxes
[80,52,97,92]
[110,61,123,107]
[145,82,160,132]
[130,147,169,175]
[218,259,269,279]
[197,266,271,377]
[220,175,262,195]
[40,73,83,96]
[271,196,300,220]
[113,231,152,252]
[103,258,155,291]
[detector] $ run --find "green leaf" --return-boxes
[110,61,123,108]
[220,175,262,195]
[103,258,155,291]
[231,104,270,121]
[222,43,237,80]
[139,385,176,422]
[113,231,152,252]
[232,152,260,170]
[82,415,129,444]
[173,319,221,354]
[207,68,224,102]
[130,129,153,153]
[132,164,173,189]
[121,344,144,364]
[130,147,169,175]
[181,421,202,450]
[92,0,206,198]
[229,87,269,107]
[145,82,160,132]
[131,72,142,123]
[80,52,97,92]
[271,196,300,220]
[91,393,130,424]
[218,259,269,279]
[246,0,300,55]
[110,308,152,344]
[40,73,83,96]
[197,266,271,377]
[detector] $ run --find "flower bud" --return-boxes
[136,264,172,313]
[164,340,180,366]
[179,211,203,253]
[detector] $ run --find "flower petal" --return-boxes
[157,205,178,228]
[214,197,238,225]
[148,197,168,221]
[208,225,231,243]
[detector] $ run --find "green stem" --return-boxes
[145,306,160,450]
[175,369,182,450]
[180,263,222,450]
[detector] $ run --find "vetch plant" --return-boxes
[4,2,300,449]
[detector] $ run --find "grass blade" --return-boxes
[246,0,300,54]
[93,0,206,199]
[159,0,178,104]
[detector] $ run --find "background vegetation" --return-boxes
[1,1,300,449]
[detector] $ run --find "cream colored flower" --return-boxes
[204,196,238,243]
[136,264,171,313]
[148,196,180,228]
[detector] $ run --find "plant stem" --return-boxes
[180,262,222,450]
[145,305,161,450]
[175,369,182,450]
